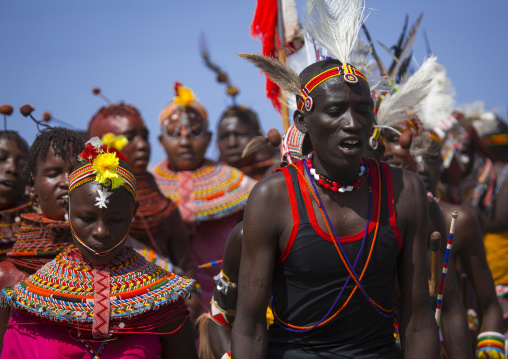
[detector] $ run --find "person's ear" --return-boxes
[158,133,163,145]
[28,181,38,207]
[294,109,308,134]
[205,130,212,146]
[132,201,140,220]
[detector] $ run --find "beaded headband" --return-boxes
[69,137,136,206]
[158,82,208,125]
[297,64,369,112]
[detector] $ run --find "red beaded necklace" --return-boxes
[305,152,368,192]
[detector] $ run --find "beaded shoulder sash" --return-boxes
[1,247,197,335]
[153,159,256,222]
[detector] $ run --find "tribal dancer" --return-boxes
[0,138,199,358]
[232,1,439,357]
[434,108,508,338]
[153,82,256,309]
[0,130,32,259]
[380,60,504,357]
[0,127,84,349]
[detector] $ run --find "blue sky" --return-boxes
[1,1,507,167]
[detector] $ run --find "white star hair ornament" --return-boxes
[95,187,112,209]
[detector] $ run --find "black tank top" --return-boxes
[268,159,402,358]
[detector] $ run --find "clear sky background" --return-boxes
[1,1,507,168]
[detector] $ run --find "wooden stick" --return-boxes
[435,211,459,324]
[429,231,441,313]
[429,231,441,297]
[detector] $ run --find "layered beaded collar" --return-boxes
[0,202,33,258]
[305,152,369,192]
[153,159,256,223]
[1,247,197,335]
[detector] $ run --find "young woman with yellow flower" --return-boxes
[0,138,199,358]
[0,127,85,350]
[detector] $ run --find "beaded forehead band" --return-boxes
[297,64,369,112]
[69,137,136,207]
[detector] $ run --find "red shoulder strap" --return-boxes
[275,167,300,264]
[381,162,403,251]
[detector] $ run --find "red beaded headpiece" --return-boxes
[297,64,369,111]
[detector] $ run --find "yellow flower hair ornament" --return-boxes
[173,81,195,106]
[70,137,136,205]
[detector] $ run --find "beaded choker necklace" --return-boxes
[305,152,368,192]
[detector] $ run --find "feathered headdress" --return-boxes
[413,62,455,141]
[303,0,366,67]
[376,56,439,129]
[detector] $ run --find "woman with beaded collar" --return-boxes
[0,138,198,358]
[153,82,257,311]
[0,129,33,259]
[0,127,84,349]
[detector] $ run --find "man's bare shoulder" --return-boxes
[246,170,289,206]
[388,165,425,198]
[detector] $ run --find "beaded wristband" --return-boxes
[477,331,506,359]
[209,296,235,327]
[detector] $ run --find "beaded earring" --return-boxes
[29,192,39,207]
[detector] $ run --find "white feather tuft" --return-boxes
[376,56,439,127]
[414,62,455,133]
[304,0,367,65]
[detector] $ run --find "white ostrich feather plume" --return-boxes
[376,56,439,127]
[304,0,366,65]
[414,62,455,132]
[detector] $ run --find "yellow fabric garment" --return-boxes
[484,231,508,286]
[266,306,274,329]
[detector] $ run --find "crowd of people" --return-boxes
[0,0,507,358]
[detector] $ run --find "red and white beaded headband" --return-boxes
[297,64,369,112]
[69,164,136,201]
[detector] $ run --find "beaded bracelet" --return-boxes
[221,351,231,359]
[209,296,235,327]
[477,331,506,359]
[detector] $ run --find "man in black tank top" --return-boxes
[231,58,440,358]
